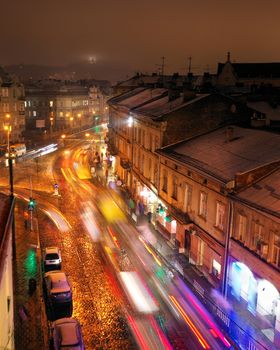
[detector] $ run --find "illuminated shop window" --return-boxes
[212,259,221,278]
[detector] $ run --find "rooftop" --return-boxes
[237,168,280,218]
[109,88,167,109]
[158,126,280,182]
[133,93,209,119]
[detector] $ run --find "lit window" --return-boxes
[199,191,207,218]
[49,101,53,107]
[212,259,221,278]
[59,112,63,117]
[215,202,225,230]
[33,111,37,117]
[24,101,27,107]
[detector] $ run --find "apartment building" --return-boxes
[157,126,280,331]
[25,81,92,131]
[108,86,255,223]
[0,67,25,145]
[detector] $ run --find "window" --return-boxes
[199,191,207,218]
[83,100,89,105]
[3,103,9,112]
[251,221,264,250]
[1,88,8,97]
[236,214,247,241]
[49,100,53,107]
[212,259,221,278]
[59,112,63,117]
[141,154,145,174]
[13,103,17,112]
[20,103,25,111]
[272,233,280,268]
[183,183,192,212]
[162,169,168,192]
[33,111,37,117]
[148,158,152,180]
[215,202,225,230]
[172,176,178,200]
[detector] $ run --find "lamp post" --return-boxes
[4,123,14,197]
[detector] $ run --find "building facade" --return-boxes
[0,194,15,350]
[157,126,280,334]
[0,67,25,146]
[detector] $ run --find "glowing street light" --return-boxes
[85,133,90,137]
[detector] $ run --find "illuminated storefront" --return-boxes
[229,258,280,331]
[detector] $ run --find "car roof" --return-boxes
[44,247,60,254]
[45,270,66,280]
[54,318,80,346]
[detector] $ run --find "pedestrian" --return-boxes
[147,211,152,223]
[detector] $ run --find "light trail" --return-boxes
[169,295,210,349]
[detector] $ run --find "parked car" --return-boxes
[44,270,72,305]
[51,317,85,350]
[43,247,62,271]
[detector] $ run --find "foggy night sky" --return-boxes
[1,0,280,80]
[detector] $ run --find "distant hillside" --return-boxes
[3,61,134,84]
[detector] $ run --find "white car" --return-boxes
[43,247,62,271]
[52,318,85,350]
[44,270,72,305]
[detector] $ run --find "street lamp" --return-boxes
[4,123,14,197]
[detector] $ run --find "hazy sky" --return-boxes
[1,0,280,76]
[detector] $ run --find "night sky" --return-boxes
[1,0,280,80]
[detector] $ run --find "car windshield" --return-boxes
[46,253,59,260]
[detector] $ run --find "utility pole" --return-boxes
[188,56,192,74]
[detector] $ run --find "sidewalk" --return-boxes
[13,201,47,350]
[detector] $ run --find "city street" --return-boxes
[1,134,236,349]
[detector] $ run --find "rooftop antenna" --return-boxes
[161,56,165,76]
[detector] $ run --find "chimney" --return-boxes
[226,126,234,142]
[182,81,196,102]
[168,81,180,101]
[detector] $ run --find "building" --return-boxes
[0,194,15,350]
[0,67,25,146]
[217,52,280,91]
[157,126,280,333]
[108,85,257,224]
[25,81,92,132]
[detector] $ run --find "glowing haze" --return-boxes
[1,0,280,80]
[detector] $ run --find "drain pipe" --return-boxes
[222,198,233,297]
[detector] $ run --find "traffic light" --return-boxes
[28,197,35,211]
